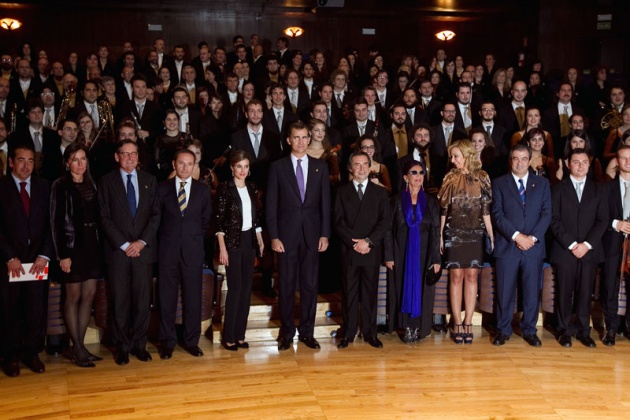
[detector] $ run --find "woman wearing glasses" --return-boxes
[385,160,441,343]
[354,134,392,194]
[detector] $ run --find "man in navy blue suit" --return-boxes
[491,143,551,347]
[266,121,330,351]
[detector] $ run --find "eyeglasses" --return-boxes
[360,145,375,150]
[409,170,425,175]
[481,108,495,112]
[40,92,55,97]
[442,110,456,114]
[377,76,388,80]
[118,151,138,158]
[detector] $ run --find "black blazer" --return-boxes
[156,178,212,267]
[262,107,299,141]
[602,176,625,258]
[266,155,331,250]
[119,99,163,139]
[0,175,54,280]
[50,177,98,260]
[215,179,261,250]
[230,128,282,189]
[334,180,391,266]
[8,127,63,182]
[98,169,160,264]
[550,177,608,266]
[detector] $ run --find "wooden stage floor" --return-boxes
[1,323,630,419]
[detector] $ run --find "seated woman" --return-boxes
[470,128,502,179]
[385,160,441,343]
[510,107,554,159]
[522,127,557,182]
[76,112,98,148]
[555,129,604,182]
[155,109,189,181]
[606,131,630,180]
[306,118,341,186]
[603,104,630,161]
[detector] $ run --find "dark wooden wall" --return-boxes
[0,0,626,78]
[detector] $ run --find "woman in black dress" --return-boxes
[50,143,103,367]
[385,160,441,343]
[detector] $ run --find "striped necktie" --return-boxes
[518,178,525,205]
[178,181,187,216]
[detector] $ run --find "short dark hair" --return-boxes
[173,147,195,162]
[116,139,138,153]
[229,149,250,167]
[130,74,147,85]
[347,150,372,172]
[509,142,532,160]
[288,121,308,137]
[567,147,589,162]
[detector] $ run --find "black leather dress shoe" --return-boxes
[115,351,129,365]
[159,347,173,360]
[262,287,277,298]
[299,336,321,349]
[222,341,238,351]
[337,338,350,349]
[602,330,616,346]
[576,335,596,348]
[557,335,572,348]
[432,324,448,333]
[2,360,20,377]
[365,336,383,348]
[236,341,249,349]
[523,334,542,347]
[134,349,152,362]
[23,355,45,373]
[185,346,204,357]
[278,337,292,351]
[492,333,509,346]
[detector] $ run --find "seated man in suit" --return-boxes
[98,139,160,365]
[330,69,354,127]
[119,74,163,143]
[543,82,584,157]
[373,70,394,111]
[430,101,468,184]
[498,80,528,139]
[263,83,298,142]
[0,143,53,377]
[266,121,330,351]
[402,88,425,130]
[334,151,391,349]
[156,148,212,359]
[284,69,310,118]
[454,82,478,133]
[491,143,552,347]
[419,79,442,126]
[550,148,607,348]
[474,101,508,158]
[396,123,437,192]
[172,86,202,138]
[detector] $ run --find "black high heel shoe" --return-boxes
[452,324,464,344]
[87,352,103,362]
[463,324,474,344]
[72,356,96,368]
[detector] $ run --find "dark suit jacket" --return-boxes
[497,103,523,138]
[334,181,391,266]
[215,179,261,250]
[284,87,311,117]
[542,103,585,156]
[474,122,509,155]
[230,128,282,189]
[98,169,160,265]
[0,175,53,279]
[8,127,62,182]
[262,107,299,141]
[602,176,625,258]
[342,120,376,150]
[491,173,551,260]
[454,102,479,132]
[550,177,607,265]
[266,155,331,250]
[419,98,442,126]
[120,99,163,139]
[157,178,212,267]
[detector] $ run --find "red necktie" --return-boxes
[20,181,30,218]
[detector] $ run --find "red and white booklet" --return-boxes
[9,263,49,282]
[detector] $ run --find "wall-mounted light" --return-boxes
[284,26,304,38]
[435,30,455,41]
[0,18,22,30]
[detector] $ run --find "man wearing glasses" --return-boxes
[98,138,160,365]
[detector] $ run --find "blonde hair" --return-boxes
[448,139,481,172]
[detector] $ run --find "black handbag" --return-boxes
[425,265,442,286]
[484,232,493,255]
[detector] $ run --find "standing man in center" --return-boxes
[98,139,160,365]
[156,149,212,360]
[334,151,391,349]
[267,121,331,351]
[491,143,551,347]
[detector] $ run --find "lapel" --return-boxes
[9,177,29,221]
[136,171,149,216]
[304,156,321,203]
[283,157,302,201]
[564,178,580,206]
[113,171,134,217]
[614,176,624,215]
[228,179,243,217]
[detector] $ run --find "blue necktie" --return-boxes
[127,174,137,217]
[296,159,305,203]
[518,178,525,205]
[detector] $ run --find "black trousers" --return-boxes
[555,260,597,336]
[108,258,153,353]
[601,253,623,332]
[0,280,48,360]
[158,259,203,349]
[223,230,255,343]
[341,264,379,339]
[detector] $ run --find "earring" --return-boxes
[65,166,70,171]
[405,180,409,191]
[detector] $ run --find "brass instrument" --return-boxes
[55,88,73,129]
[97,97,115,137]
[9,103,17,134]
[601,108,622,131]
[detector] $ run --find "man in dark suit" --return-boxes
[497,80,528,139]
[318,82,341,130]
[330,70,355,127]
[600,145,630,346]
[334,151,391,349]
[542,82,585,157]
[263,84,299,142]
[0,143,53,377]
[284,69,311,119]
[68,81,103,129]
[166,45,187,86]
[396,123,438,192]
[491,144,552,347]
[172,86,202,139]
[550,148,607,348]
[454,82,479,133]
[8,99,62,182]
[475,101,509,155]
[402,88,425,131]
[342,98,376,154]
[98,139,160,365]
[430,102,467,184]
[9,59,43,131]
[373,70,395,112]
[419,80,442,126]
[156,148,212,359]
[119,74,163,141]
[266,121,331,351]
[310,101,342,149]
